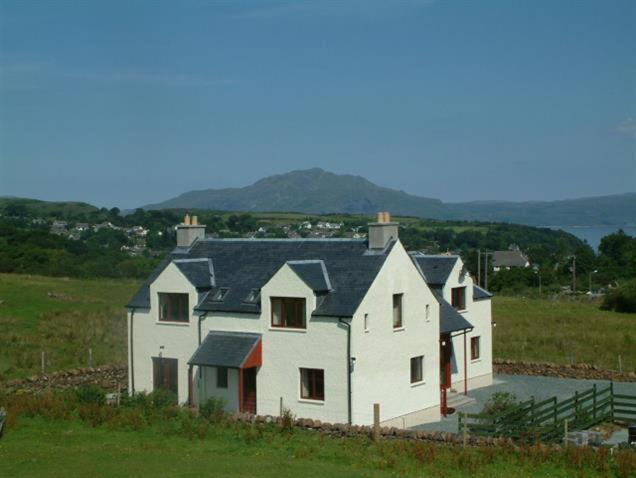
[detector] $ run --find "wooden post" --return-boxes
[610,381,615,419]
[592,384,597,420]
[373,403,380,442]
[279,397,283,416]
[618,355,622,373]
[553,397,557,425]
[89,347,93,368]
[41,351,45,374]
[462,413,468,448]
[116,383,121,407]
[563,419,568,447]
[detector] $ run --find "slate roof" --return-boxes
[287,260,332,292]
[127,238,395,318]
[189,331,261,368]
[473,285,493,301]
[409,253,459,285]
[173,258,214,289]
[431,290,473,334]
[492,250,529,268]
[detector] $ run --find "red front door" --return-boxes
[241,367,257,414]
[440,334,452,389]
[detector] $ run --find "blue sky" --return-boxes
[1,0,634,208]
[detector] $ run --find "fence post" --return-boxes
[610,382,614,419]
[592,384,597,420]
[41,351,45,374]
[574,391,579,424]
[553,396,557,426]
[462,413,468,448]
[279,397,283,416]
[373,403,380,442]
[89,347,93,368]
[563,419,568,447]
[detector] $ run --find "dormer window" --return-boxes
[211,288,229,302]
[158,293,189,322]
[271,297,306,329]
[244,289,261,304]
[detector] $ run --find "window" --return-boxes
[271,297,306,329]
[393,294,403,328]
[451,287,466,311]
[471,336,481,360]
[152,357,178,396]
[211,288,229,302]
[217,367,228,388]
[158,293,189,322]
[300,368,324,400]
[364,313,369,332]
[244,289,260,304]
[410,356,424,384]
[425,304,430,322]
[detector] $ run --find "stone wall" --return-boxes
[1,365,127,395]
[494,359,636,382]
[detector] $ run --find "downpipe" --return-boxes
[339,318,353,425]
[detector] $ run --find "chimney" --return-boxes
[368,211,398,250]
[176,214,206,247]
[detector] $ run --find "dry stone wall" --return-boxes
[494,359,636,382]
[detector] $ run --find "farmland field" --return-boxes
[1,273,634,382]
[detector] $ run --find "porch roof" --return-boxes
[438,297,473,334]
[189,331,261,368]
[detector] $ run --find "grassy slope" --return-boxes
[0,417,616,478]
[493,296,635,372]
[0,273,139,380]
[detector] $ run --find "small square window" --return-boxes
[244,289,260,304]
[300,368,324,400]
[364,313,369,332]
[211,288,229,302]
[410,356,424,384]
[471,336,481,360]
[217,367,228,388]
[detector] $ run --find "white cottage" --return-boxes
[127,213,493,426]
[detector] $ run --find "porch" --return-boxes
[188,331,262,414]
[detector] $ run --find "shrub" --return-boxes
[78,403,115,427]
[75,384,106,406]
[601,279,636,313]
[280,406,295,433]
[480,392,519,419]
[199,397,226,422]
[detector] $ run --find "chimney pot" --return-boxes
[184,214,191,226]
[376,212,384,223]
[192,215,198,226]
[384,212,391,223]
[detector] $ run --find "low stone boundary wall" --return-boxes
[1,365,127,395]
[494,359,636,382]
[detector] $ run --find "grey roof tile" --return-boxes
[173,258,214,289]
[189,331,261,368]
[287,260,331,292]
[128,238,394,318]
[409,253,459,285]
[473,285,493,301]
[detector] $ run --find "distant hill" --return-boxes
[0,197,100,218]
[142,168,636,227]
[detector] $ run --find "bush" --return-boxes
[75,384,106,406]
[601,279,636,313]
[480,392,519,419]
[280,406,295,433]
[199,397,226,422]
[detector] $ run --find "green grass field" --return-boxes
[493,296,635,372]
[1,273,634,381]
[1,416,631,478]
[0,273,139,380]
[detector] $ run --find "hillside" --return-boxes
[142,169,636,227]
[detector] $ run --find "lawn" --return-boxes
[0,416,629,478]
[493,296,635,372]
[0,273,139,380]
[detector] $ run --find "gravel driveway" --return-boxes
[414,374,636,434]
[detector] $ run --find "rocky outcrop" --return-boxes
[494,359,636,382]
[0,365,127,395]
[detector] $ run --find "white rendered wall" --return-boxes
[350,241,441,426]
[129,262,200,404]
[200,366,240,411]
[440,258,493,391]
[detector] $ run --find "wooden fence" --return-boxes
[458,383,636,443]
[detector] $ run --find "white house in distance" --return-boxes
[492,246,530,272]
[127,213,493,427]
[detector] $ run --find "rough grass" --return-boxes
[1,416,633,478]
[493,296,636,372]
[0,273,139,380]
